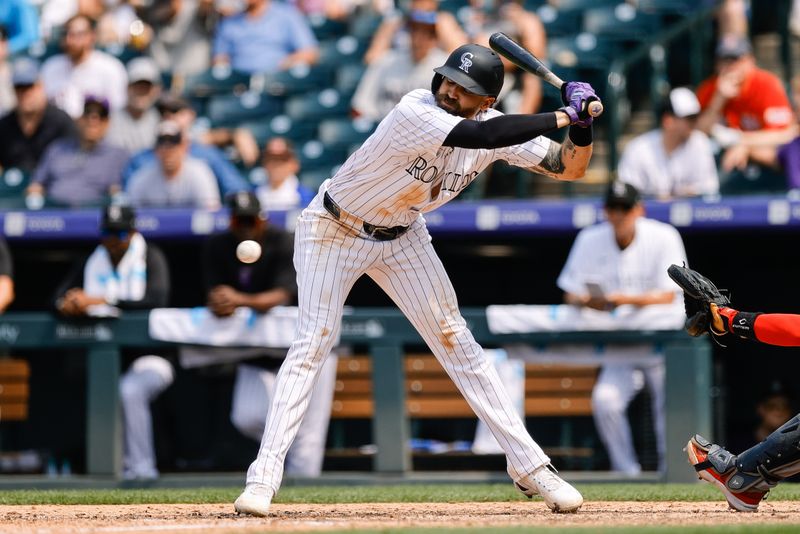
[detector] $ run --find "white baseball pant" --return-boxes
[120,355,174,479]
[246,197,550,491]
[591,351,665,475]
[230,355,338,477]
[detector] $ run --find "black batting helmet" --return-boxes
[431,44,504,98]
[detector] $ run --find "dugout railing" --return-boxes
[0,310,710,483]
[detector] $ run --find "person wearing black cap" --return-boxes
[26,95,129,208]
[122,94,251,196]
[54,204,170,316]
[0,57,77,174]
[195,191,337,477]
[53,204,171,481]
[556,181,688,476]
[696,34,793,139]
[618,87,719,199]
[126,119,221,209]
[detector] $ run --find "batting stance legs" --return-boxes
[235,196,583,515]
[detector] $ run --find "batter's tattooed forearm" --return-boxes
[537,142,566,176]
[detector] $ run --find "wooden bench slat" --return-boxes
[332,354,597,419]
[0,359,30,379]
[0,383,29,399]
[0,403,28,421]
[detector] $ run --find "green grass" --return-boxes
[1,483,800,505]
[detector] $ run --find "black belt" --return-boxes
[323,192,409,241]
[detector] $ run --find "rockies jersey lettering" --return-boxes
[326,89,552,228]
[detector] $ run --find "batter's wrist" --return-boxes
[568,124,592,146]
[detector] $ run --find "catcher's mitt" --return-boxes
[667,264,730,337]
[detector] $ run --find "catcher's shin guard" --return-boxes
[736,413,800,485]
[686,435,769,512]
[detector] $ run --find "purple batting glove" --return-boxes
[561,81,597,127]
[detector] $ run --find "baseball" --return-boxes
[236,240,261,264]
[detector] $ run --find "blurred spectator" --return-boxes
[0,58,77,174]
[467,0,547,114]
[126,120,221,209]
[0,26,14,117]
[254,137,314,210]
[40,0,107,42]
[123,94,251,195]
[52,204,170,480]
[107,57,163,153]
[40,14,128,118]
[54,204,169,317]
[212,0,319,74]
[557,182,687,475]
[364,0,466,65]
[96,0,140,47]
[0,236,14,314]
[0,0,39,55]
[696,35,793,142]
[718,75,800,189]
[26,96,128,208]
[145,0,216,77]
[351,9,446,122]
[618,88,719,199]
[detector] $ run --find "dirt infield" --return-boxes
[2,501,800,533]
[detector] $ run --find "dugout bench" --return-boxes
[0,309,711,482]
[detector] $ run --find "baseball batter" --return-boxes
[235,44,598,516]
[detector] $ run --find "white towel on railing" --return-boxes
[149,306,304,348]
[486,304,684,334]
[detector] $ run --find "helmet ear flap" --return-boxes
[431,73,444,95]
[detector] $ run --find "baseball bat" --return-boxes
[489,32,603,118]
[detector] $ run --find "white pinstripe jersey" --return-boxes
[325,89,553,228]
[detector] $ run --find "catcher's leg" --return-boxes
[687,415,800,512]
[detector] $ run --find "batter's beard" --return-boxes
[435,93,479,118]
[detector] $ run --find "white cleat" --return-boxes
[234,483,274,517]
[516,464,583,513]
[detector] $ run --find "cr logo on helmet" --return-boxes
[459,53,474,73]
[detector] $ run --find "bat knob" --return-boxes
[587,100,604,118]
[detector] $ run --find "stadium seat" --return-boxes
[534,6,585,38]
[318,118,376,152]
[298,139,348,172]
[182,66,251,98]
[207,92,284,127]
[241,115,318,146]
[308,14,348,40]
[255,64,335,97]
[335,63,367,95]
[549,0,622,9]
[349,11,382,41]
[583,4,661,44]
[720,165,788,195]
[299,167,338,190]
[635,0,699,14]
[285,89,351,122]
[318,36,368,67]
[0,168,28,210]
